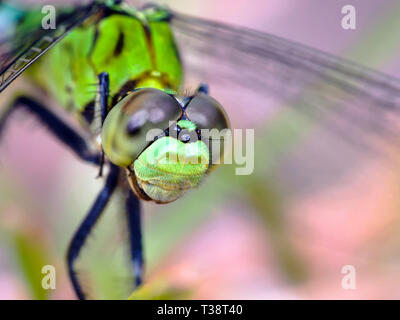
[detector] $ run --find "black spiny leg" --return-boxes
[67,164,120,300]
[126,191,143,288]
[98,72,109,127]
[196,83,209,94]
[0,96,101,165]
[94,72,110,177]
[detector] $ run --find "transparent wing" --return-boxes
[0,1,100,93]
[170,12,400,151]
[169,11,400,194]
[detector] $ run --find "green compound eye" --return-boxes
[102,88,182,167]
[184,93,229,131]
[185,93,231,168]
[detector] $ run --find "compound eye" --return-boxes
[124,88,182,136]
[184,93,230,166]
[184,93,229,131]
[102,88,182,167]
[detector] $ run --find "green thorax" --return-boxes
[28,5,182,115]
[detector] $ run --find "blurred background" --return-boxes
[1,0,400,299]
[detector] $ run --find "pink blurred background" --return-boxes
[1,0,400,299]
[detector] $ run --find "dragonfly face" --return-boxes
[2,0,400,301]
[101,87,230,203]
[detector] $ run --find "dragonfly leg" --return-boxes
[67,163,120,300]
[93,72,110,177]
[92,72,109,130]
[196,83,209,94]
[125,190,144,288]
[0,95,101,165]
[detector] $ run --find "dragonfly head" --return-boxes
[101,87,230,203]
[102,88,229,203]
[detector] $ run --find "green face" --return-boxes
[101,88,230,203]
[132,133,210,203]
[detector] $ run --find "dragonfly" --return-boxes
[1,0,400,299]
